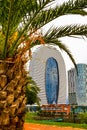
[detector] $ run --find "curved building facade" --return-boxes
[29,45,67,105]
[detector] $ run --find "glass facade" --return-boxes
[45,57,59,104]
[68,64,87,106]
[76,64,87,105]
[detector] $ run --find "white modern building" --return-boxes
[29,45,67,105]
[68,63,87,106]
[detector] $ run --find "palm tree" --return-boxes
[0,0,87,129]
[25,77,40,105]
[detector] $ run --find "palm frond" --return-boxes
[9,0,53,56]
[0,0,87,62]
[3,0,14,59]
[7,0,87,54]
[44,24,87,39]
[44,38,77,70]
[30,0,87,30]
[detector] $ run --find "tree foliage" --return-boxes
[25,77,40,105]
[0,0,87,68]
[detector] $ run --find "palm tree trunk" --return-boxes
[0,60,27,130]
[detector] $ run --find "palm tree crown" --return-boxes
[0,0,87,66]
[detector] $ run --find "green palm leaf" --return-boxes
[30,0,87,29]
[44,39,77,70]
[44,24,87,38]
[0,0,87,68]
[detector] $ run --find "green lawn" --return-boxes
[25,112,87,129]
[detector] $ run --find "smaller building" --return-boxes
[68,63,87,106]
[41,104,70,116]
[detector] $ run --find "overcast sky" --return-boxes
[42,0,87,71]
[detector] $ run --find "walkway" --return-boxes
[24,123,85,130]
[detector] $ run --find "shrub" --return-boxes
[77,112,87,124]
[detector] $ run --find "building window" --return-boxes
[45,57,59,104]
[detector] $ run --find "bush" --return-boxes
[77,112,87,124]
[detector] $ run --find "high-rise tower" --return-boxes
[68,64,87,106]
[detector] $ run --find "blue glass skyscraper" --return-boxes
[68,63,87,106]
[76,64,87,105]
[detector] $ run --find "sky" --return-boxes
[41,0,87,71]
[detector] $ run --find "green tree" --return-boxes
[25,77,40,105]
[0,0,87,129]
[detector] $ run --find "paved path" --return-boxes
[24,123,85,130]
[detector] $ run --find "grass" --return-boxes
[24,112,87,129]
